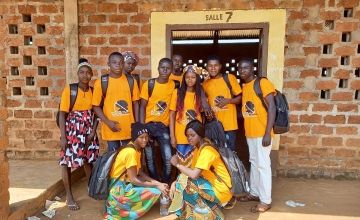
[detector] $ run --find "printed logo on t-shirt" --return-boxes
[243,101,256,117]
[212,95,229,112]
[112,100,129,116]
[151,101,167,116]
[182,109,198,124]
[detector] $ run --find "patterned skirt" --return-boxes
[59,110,99,168]
[176,144,195,167]
[171,176,224,220]
[104,178,161,220]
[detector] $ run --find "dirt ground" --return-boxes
[33,177,360,220]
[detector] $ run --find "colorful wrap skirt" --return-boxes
[104,179,161,219]
[176,144,195,167]
[59,110,99,168]
[170,175,224,220]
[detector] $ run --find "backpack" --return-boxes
[222,73,242,119]
[200,138,249,197]
[88,144,135,200]
[100,73,135,107]
[254,77,290,134]
[56,83,78,127]
[147,78,180,98]
[204,121,249,196]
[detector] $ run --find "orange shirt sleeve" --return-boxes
[92,79,103,107]
[59,85,70,112]
[229,74,242,96]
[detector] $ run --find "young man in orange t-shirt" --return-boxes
[169,54,184,84]
[238,59,276,213]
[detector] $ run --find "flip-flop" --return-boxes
[250,203,271,213]
[67,202,80,211]
[238,194,260,202]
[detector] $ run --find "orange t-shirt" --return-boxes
[140,79,176,126]
[169,73,183,84]
[169,90,202,144]
[109,145,141,181]
[241,78,276,138]
[92,74,140,141]
[60,85,93,112]
[203,74,242,131]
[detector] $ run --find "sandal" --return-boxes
[250,203,271,213]
[223,197,236,210]
[67,202,80,211]
[238,194,260,202]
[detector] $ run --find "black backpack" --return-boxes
[147,78,180,98]
[88,144,135,200]
[56,83,78,127]
[100,73,135,107]
[254,77,290,134]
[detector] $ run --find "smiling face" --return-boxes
[77,66,92,85]
[186,128,201,147]
[206,59,222,78]
[134,132,149,148]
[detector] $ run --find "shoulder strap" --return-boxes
[148,78,156,98]
[173,80,180,89]
[69,83,78,111]
[125,73,134,97]
[254,77,268,111]
[222,73,233,97]
[100,74,109,107]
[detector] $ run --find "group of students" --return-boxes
[58,51,276,219]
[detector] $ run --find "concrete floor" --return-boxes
[9,160,360,220]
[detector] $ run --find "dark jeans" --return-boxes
[225,130,237,151]
[107,139,130,152]
[145,122,172,183]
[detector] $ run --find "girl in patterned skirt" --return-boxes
[104,122,169,219]
[58,58,99,210]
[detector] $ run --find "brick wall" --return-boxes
[2,1,65,160]
[1,0,359,179]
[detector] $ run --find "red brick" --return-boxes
[311,148,333,157]
[284,80,303,89]
[52,58,65,66]
[47,47,63,56]
[18,5,36,13]
[287,147,310,157]
[289,103,308,111]
[300,69,320,78]
[89,37,107,45]
[337,0,359,7]
[336,126,358,135]
[320,159,345,169]
[352,57,360,67]
[318,58,338,67]
[80,46,97,55]
[288,11,306,20]
[285,58,306,67]
[33,130,52,139]
[346,160,360,170]
[33,37,51,46]
[355,11,360,19]
[334,69,351,79]
[20,26,35,35]
[337,104,358,112]
[130,36,149,45]
[311,125,333,135]
[7,37,23,46]
[108,15,127,23]
[99,25,118,34]
[39,5,58,13]
[22,47,37,56]
[350,80,360,89]
[324,115,346,124]
[334,46,355,56]
[315,80,337,89]
[33,57,51,66]
[37,79,52,87]
[322,137,343,146]
[118,3,138,13]
[130,14,149,23]
[80,26,97,35]
[141,25,150,34]
[299,92,319,101]
[346,138,360,147]
[303,0,325,6]
[119,25,139,35]
[25,120,43,129]
[14,110,32,118]
[33,110,52,119]
[6,99,22,108]
[331,92,353,101]
[55,38,64,45]
[318,33,340,44]
[25,100,42,108]
[23,89,38,98]
[312,103,334,111]
[109,37,128,45]
[300,114,322,123]
[279,136,295,144]
[336,22,359,32]
[79,3,96,14]
[286,34,305,43]
[304,46,321,55]
[348,116,360,124]
[289,114,299,123]
[48,26,64,35]
[88,15,106,23]
[290,125,310,133]
[8,79,24,87]
[302,23,323,31]
[32,15,50,24]
[98,3,118,13]
[53,15,63,23]
[320,11,341,20]
[298,136,319,145]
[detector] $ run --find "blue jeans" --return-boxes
[107,139,130,152]
[145,122,172,183]
[225,130,237,151]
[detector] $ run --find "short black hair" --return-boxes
[79,58,88,64]
[108,52,123,60]
[172,54,183,60]
[238,58,254,66]
[206,55,221,63]
[158,58,173,66]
